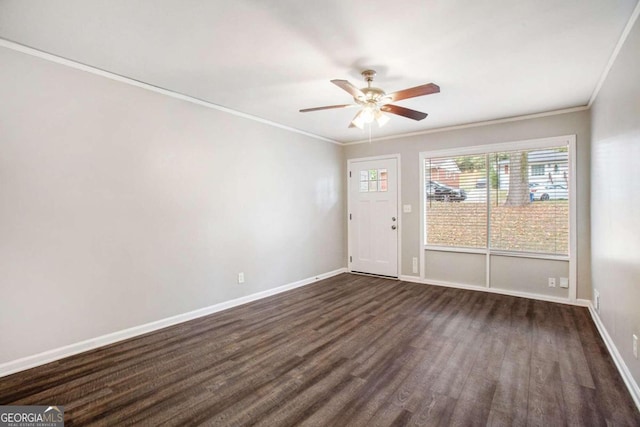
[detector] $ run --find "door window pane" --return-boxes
[359,168,389,193]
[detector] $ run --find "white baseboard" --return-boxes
[398,275,423,284]
[586,302,640,411]
[400,274,639,411]
[399,275,586,306]
[0,268,347,378]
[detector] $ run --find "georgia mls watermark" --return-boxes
[0,406,64,427]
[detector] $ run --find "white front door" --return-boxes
[348,157,399,277]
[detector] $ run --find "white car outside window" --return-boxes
[533,184,568,201]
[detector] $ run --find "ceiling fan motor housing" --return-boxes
[356,87,386,104]
[356,70,390,105]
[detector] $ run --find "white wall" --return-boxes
[590,14,640,386]
[0,47,345,364]
[343,110,591,299]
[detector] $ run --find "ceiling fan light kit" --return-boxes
[350,103,389,130]
[300,69,439,129]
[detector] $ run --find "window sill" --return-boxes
[423,245,569,261]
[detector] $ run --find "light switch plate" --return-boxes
[559,277,569,288]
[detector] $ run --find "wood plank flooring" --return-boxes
[1,273,638,426]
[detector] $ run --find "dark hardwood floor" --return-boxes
[1,273,638,426]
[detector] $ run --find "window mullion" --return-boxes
[485,153,491,287]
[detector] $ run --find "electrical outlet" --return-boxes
[238,272,245,284]
[594,290,600,311]
[412,257,418,274]
[548,277,556,287]
[633,334,638,359]
[559,277,569,288]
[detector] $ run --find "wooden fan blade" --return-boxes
[300,104,355,112]
[387,83,440,102]
[331,79,365,99]
[381,104,428,121]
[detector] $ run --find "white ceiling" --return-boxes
[0,0,637,143]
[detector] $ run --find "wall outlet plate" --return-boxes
[594,290,600,310]
[403,204,412,213]
[633,334,638,359]
[548,277,556,287]
[238,272,245,284]
[412,257,418,274]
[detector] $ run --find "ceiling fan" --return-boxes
[300,70,440,129]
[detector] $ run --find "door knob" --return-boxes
[392,217,396,221]
[391,225,397,230]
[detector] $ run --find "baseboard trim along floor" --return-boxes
[2,273,638,424]
[399,274,640,412]
[587,302,640,411]
[4,269,638,414]
[398,275,589,307]
[0,267,348,378]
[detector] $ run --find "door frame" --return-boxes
[347,154,402,278]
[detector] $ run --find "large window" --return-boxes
[424,140,571,257]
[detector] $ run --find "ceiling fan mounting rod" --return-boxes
[358,70,386,104]
[362,69,376,87]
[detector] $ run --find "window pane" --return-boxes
[369,180,378,192]
[369,169,378,180]
[489,147,569,255]
[360,170,368,181]
[360,181,369,192]
[531,164,545,176]
[425,155,487,248]
[425,145,570,256]
[379,179,388,191]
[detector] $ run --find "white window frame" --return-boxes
[419,135,577,301]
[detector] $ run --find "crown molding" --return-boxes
[0,38,340,146]
[6,4,636,149]
[343,106,590,146]
[588,1,640,107]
